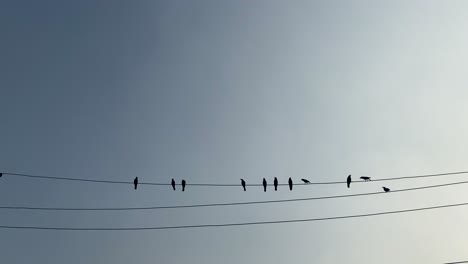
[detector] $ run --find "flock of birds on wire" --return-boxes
[0,172,391,193]
[131,174,392,193]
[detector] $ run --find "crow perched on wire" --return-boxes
[360,176,371,181]
[274,177,278,191]
[133,177,138,190]
[301,179,310,184]
[288,177,293,191]
[181,180,186,192]
[241,179,246,191]
[263,178,267,192]
[382,187,390,192]
[347,175,352,188]
[171,178,176,191]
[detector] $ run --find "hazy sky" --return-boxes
[2,1,468,263]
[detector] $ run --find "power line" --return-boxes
[443,261,468,264]
[2,170,468,187]
[0,200,467,231]
[2,179,468,211]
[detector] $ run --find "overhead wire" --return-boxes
[1,179,468,211]
[2,170,468,187]
[1,200,468,231]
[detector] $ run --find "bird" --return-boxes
[241,179,246,191]
[347,175,352,188]
[382,187,390,192]
[360,176,371,181]
[274,177,278,191]
[301,179,311,184]
[171,178,176,191]
[0,173,2,177]
[288,177,293,190]
[133,177,138,190]
[263,178,267,192]
[181,180,186,192]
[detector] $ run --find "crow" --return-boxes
[382,187,390,192]
[263,178,267,192]
[181,180,186,192]
[133,177,138,190]
[274,177,278,191]
[288,177,293,191]
[360,176,371,181]
[301,179,311,184]
[171,178,176,191]
[241,179,246,191]
[347,175,352,188]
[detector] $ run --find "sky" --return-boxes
[1,1,468,263]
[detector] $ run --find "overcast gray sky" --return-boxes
[2,1,468,263]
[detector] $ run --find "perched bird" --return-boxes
[133,177,138,190]
[181,180,186,192]
[0,173,3,177]
[274,177,278,191]
[347,175,352,188]
[241,179,246,191]
[171,178,176,191]
[301,179,311,184]
[288,177,293,191]
[360,176,371,181]
[263,178,267,192]
[382,187,390,192]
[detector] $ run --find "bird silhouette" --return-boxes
[382,187,390,192]
[181,180,186,192]
[360,176,371,181]
[288,177,293,190]
[301,179,310,184]
[133,177,138,190]
[263,178,267,192]
[0,173,2,177]
[347,175,352,188]
[171,178,176,191]
[274,177,278,191]
[241,179,246,191]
